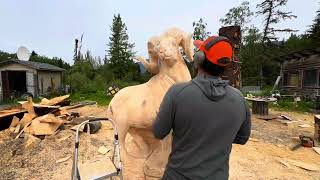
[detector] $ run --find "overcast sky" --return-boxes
[0,0,318,64]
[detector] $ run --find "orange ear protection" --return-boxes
[193,36,233,69]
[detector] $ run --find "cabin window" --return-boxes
[283,72,299,87]
[303,70,317,87]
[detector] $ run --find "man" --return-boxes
[152,36,251,180]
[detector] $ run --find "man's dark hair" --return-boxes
[201,59,225,76]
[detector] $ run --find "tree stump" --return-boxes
[252,101,269,116]
[315,115,320,144]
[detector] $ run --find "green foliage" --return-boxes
[106,14,136,79]
[30,53,70,70]
[70,90,112,106]
[220,1,253,33]
[307,7,320,46]
[0,51,15,61]
[271,99,315,112]
[241,27,264,86]
[192,18,210,41]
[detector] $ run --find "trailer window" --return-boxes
[283,72,299,87]
[303,70,317,87]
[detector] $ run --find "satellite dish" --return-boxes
[17,46,31,61]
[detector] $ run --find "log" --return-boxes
[252,101,269,116]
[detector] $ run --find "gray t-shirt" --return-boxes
[152,74,251,180]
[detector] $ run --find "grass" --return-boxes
[70,90,112,106]
[270,99,315,113]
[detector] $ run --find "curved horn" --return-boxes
[163,28,194,62]
[135,37,160,74]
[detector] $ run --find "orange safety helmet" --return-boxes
[193,36,233,67]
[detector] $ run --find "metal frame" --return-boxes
[71,118,123,180]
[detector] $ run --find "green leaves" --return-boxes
[192,18,210,41]
[106,14,136,79]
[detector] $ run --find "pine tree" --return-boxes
[308,7,320,46]
[106,14,135,79]
[257,0,297,44]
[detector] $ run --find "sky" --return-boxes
[0,0,319,64]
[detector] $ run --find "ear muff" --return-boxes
[204,36,232,51]
[193,51,205,69]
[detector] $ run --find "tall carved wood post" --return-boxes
[219,26,241,89]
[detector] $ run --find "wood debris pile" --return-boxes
[0,95,97,141]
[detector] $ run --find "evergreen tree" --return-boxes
[106,14,136,79]
[307,7,320,46]
[257,0,297,44]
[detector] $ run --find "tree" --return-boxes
[192,18,211,40]
[307,7,320,46]
[73,39,79,63]
[106,14,136,79]
[256,0,297,44]
[220,1,253,34]
[241,27,264,85]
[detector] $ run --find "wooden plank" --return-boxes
[40,94,70,106]
[26,114,63,135]
[9,116,20,127]
[0,108,27,118]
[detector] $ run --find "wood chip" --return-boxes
[280,114,293,121]
[14,124,21,134]
[56,156,72,163]
[98,146,111,155]
[57,134,72,142]
[24,134,41,150]
[277,159,291,168]
[249,138,259,142]
[27,114,64,135]
[15,121,32,139]
[38,114,64,124]
[10,116,20,127]
[298,124,312,128]
[313,147,320,155]
[287,159,320,171]
[19,113,37,128]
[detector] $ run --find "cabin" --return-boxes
[274,47,320,99]
[0,59,64,101]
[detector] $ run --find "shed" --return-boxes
[0,59,64,101]
[274,47,320,99]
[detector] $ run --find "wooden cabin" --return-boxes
[274,47,320,99]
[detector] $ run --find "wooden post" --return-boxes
[315,115,320,144]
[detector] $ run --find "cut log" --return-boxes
[252,101,269,116]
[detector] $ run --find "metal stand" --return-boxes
[71,118,123,180]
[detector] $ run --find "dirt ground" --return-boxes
[0,105,320,180]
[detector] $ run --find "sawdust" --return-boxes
[0,106,319,180]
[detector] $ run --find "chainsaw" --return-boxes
[291,135,314,151]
